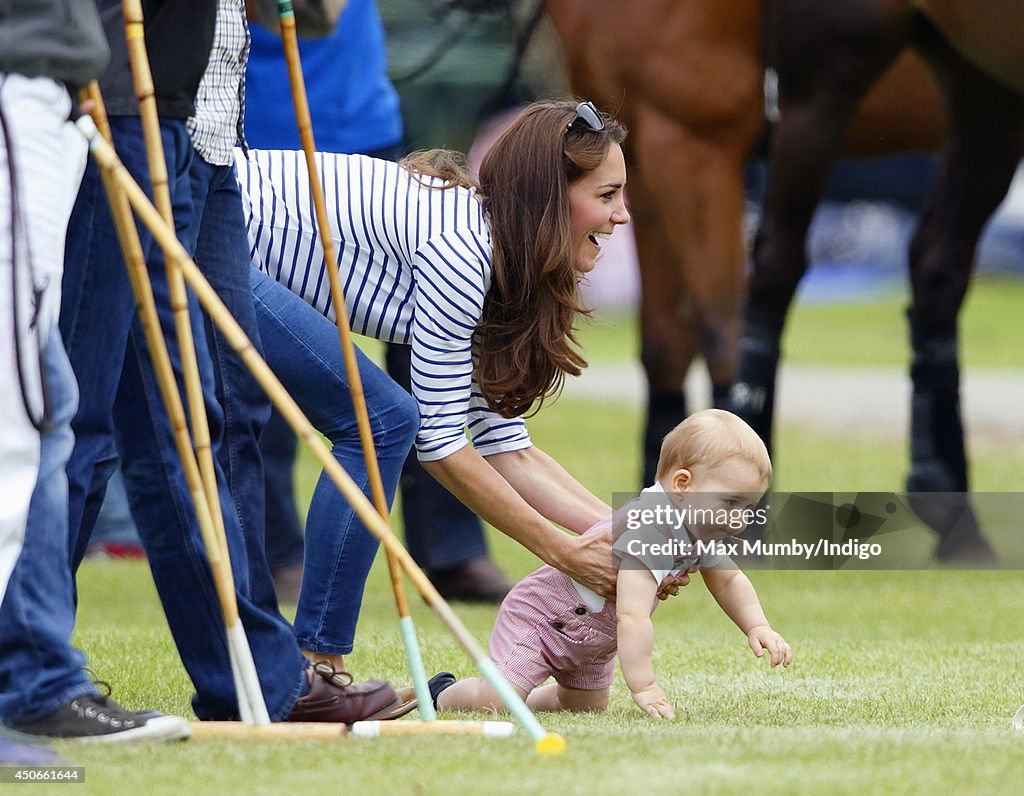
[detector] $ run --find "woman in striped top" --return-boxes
[235,99,630,669]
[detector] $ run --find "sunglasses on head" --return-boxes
[566,101,605,132]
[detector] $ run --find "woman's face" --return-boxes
[568,143,630,274]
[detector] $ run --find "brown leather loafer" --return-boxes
[287,662,401,724]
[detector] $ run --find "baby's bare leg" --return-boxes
[526,684,609,713]
[436,677,529,711]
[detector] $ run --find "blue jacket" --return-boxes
[244,0,402,154]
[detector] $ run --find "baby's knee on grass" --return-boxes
[558,686,609,712]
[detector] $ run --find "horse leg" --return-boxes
[734,0,913,453]
[627,97,762,484]
[629,169,695,485]
[904,25,1024,560]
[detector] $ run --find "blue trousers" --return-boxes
[2,117,305,722]
[250,267,418,654]
[259,343,489,573]
[0,330,92,724]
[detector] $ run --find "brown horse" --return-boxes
[732,0,1023,559]
[914,0,1024,93]
[543,0,947,484]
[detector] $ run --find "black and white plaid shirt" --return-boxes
[188,0,249,166]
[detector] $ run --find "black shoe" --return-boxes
[10,694,190,743]
[427,672,456,709]
[429,558,513,603]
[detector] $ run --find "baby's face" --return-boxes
[667,458,767,541]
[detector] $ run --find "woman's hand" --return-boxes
[554,524,617,599]
[656,566,698,601]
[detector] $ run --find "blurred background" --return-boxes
[380,0,1024,312]
[88,0,1024,567]
[374,0,1024,565]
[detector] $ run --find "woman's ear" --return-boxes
[671,468,692,492]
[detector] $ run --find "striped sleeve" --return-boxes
[466,382,531,457]
[410,229,528,460]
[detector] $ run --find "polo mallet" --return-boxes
[187,719,516,741]
[1014,704,1024,731]
[83,76,268,727]
[275,0,433,720]
[76,117,566,754]
[350,720,516,738]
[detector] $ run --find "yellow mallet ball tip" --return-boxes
[535,732,566,756]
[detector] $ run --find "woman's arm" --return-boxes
[484,446,609,533]
[422,446,617,598]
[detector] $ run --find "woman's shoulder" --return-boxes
[412,187,492,263]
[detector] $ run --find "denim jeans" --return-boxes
[250,267,418,654]
[189,155,278,615]
[56,118,305,720]
[0,330,94,724]
[258,346,488,576]
[0,78,97,725]
[258,410,305,572]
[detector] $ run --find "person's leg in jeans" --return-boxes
[189,155,279,614]
[1,329,95,723]
[259,409,305,601]
[0,76,110,726]
[60,117,156,574]
[114,307,306,719]
[86,465,145,559]
[3,327,188,741]
[385,343,512,602]
[57,117,304,720]
[251,268,418,663]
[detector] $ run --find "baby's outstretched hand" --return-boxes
[747,626,792,668]
[631,684,675,719]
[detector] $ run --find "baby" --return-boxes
[430,409,791,719]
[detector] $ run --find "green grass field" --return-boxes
[61,277,1024,794]
[582,274,1024,368]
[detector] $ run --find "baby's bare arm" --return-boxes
[617,563,675,718]
[701,564,792,667]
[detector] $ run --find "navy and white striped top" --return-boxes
[235,148,532,462]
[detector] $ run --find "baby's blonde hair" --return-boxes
[656,409,772,486]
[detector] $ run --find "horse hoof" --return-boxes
[903,477,1000,565]
[935,537,1000,566]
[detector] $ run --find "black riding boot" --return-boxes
[729,308,785,453]
[643,390,687,486]
[906,312,997,562]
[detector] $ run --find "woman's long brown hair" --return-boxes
[401,99,627,418]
